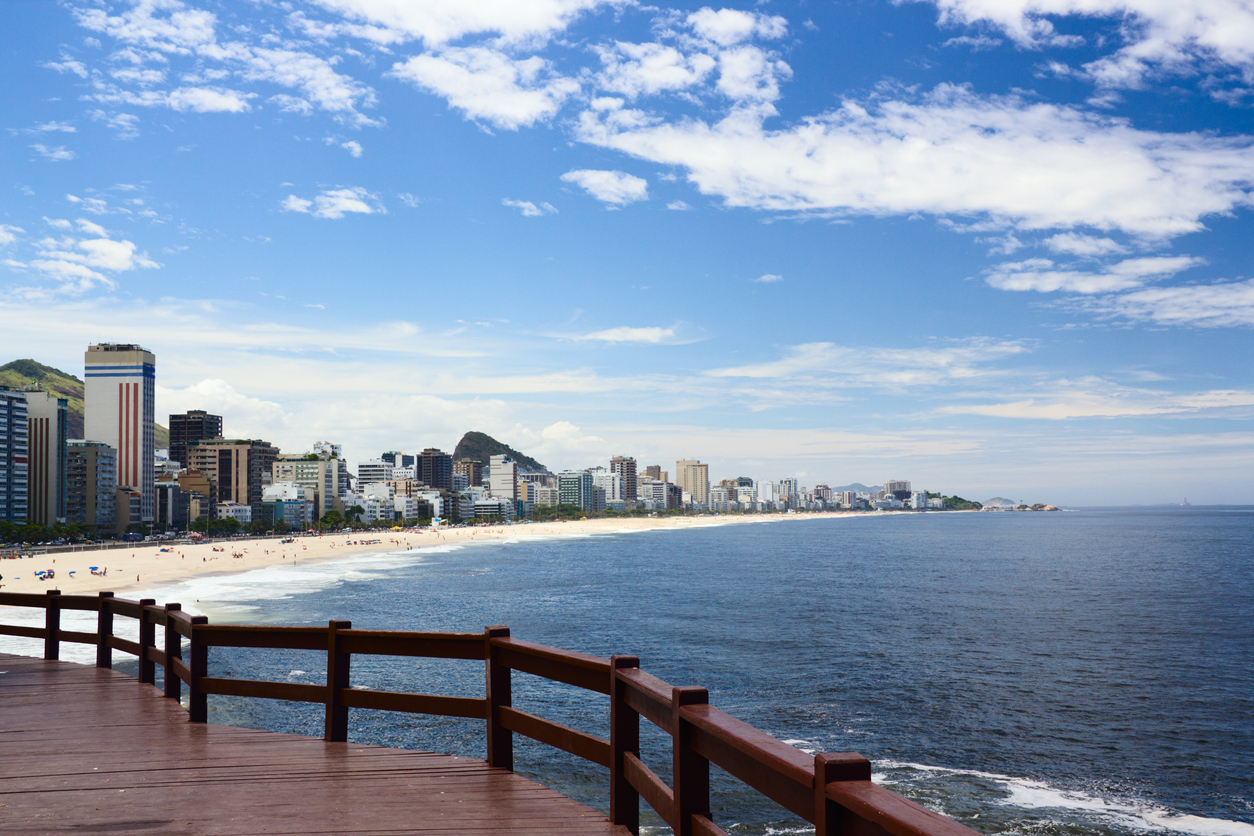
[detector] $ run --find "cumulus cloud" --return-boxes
[11,220,162,298]
[89,110,142,139]
[281,186,385,219]
[391,47,579,129]
[595,42,716,99]
[1042,232,1129,257]
[575,84,1254,237]
[985,255,1204,293]
[687,8,788,46]
[1084,278,1254,328]
[918,0,1254,94]
[31,144,75,162]
[0,225,23,247]
[157,379,290,438]
[560,169,648,205]
[667,200,692,210]
[502,198,557,216]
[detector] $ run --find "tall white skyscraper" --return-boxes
[84,344,155,524]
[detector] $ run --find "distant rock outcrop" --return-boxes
[452,431,546,473]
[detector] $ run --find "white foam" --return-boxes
[877,761,1254,836]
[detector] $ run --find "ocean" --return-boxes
[4,508,1251,836]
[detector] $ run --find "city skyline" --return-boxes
[1,1,1252,505]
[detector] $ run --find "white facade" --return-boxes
[357,459,394,485]
[592,470,624,502]
[217,501,252,523]
[488,454,518,501]
[84,343,155,523]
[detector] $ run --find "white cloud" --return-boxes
[76,1,217,54]
[560,169,649,205]
[0,225,23,246]
[24,121,77,134]
[985,255,1203,293]
[595,42,716,99]
[754,273,783,283]
[281,186,384,219]
[89,110,142,139]
[687,8,788,46]
[307,0,624,47]
[44,54,89,77]
[576,84,1254,237]
[1084,278,1254,327]
[502,198,557,216]
[391,47,579,130]
[573,326,676,343]
[714,46,792,103]
[1042,232,1129,256]
[269,94,314,115]
[397,192,421,208]
[943,35,1003,50]
[667,200,692,210]
[239,47,378,125]
[341,140,363,157]
[31,144,75,162]
[92,84,256,113]
[157,379,291,439]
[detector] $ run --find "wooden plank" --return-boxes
[169,655,191,685]
[58,596,102,612]
[624,752,675,828]
[0,591,46,607]
[499,706,612,768]
[618,667,673,731]
[59,628,98,645]
[495,638,611,694]
[0,623,45,640]
[340,629,486,660]
[693,814,730,836]
[0,652,629,835]
[107,635,141,656]
[341,687,488,719]
[200,677,327,703]
[827,781,983,836]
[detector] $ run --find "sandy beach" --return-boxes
[0,513,851,598]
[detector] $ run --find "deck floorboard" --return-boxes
[0,653,628,835]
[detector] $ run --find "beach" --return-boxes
[0,513,849,597]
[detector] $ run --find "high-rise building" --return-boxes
[488,454,518,501]
[357,459,394,485]
[65,440,116,533]
[187,438,279,520]
[558,470,594,510]
[168,410,223,467]
[419,448,453,491]
[381,451,416,469]
[610,455,637,503]
[644,465,662,481]
[84,343,155,524]
[0,388,29,523]
[885,480,912,500]
[454,457,483,487]
[592,469,623,502]
[676,459,710,507]
[25,391,68,525]
[272,455,348,520]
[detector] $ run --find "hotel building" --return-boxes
[84,344,156,524]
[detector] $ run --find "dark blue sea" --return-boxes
[8,509,1253,836]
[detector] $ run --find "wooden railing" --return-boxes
[0,589,980,836]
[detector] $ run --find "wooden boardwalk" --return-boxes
[0,653,628,835]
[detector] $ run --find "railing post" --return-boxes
[164,604,182,700]
[96,592,114,669]
[324,619,351,742]
[610,655,641,835]
[672,686,711,836]
[485,625,512,770]
[138,598,157,685]
[187,615,209,722]
[814,753,872,836]
[44,589,61,660]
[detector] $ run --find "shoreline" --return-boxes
[0,512,871,597]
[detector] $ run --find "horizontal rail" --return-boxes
[340,629,486,660]
[618,667,673,731]
[0,623,45,640]
[167,609,196,638]
[499,706,612,768]
[197,625,329,650]
[200,677,327,703]
[693,814,729,836]
[169,656,191,686]
[683,703,814,819]
[0,592,46,607]
[107,599,148,619]
[340,688,488,720]
[494,637,611,694]
[624,752,675,829]
[107,636,141,657]
[59,629,97,646]
[59,598,101,612]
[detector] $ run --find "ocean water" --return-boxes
[3,509,1251,836]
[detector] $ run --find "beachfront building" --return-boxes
[420,448,453,491]
[592,469,623,504]
[357,459,394,485]
[610,456,637,503]
[84,343,156,526]
[188,439,280,522]
[885,480,912,501]
[676,460,710,508]
[558,470,594,511]
[381,451,416,469]
[216,501,252,524]
[155,476,192,530]
[65,440,116,533]
[25,391,67,525]
[272,454,348,520]
[0,388,30,523]
[709,487,731,511]
[453,458,483,487]
[168,410,223,468]
[532,485,559,507]
[474,496,515,519]
[115,487,142,534]
[488,454,518,503]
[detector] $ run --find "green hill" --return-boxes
[452,431,546,473]
[0,359,168,447]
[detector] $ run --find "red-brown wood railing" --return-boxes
[0,589,980,836]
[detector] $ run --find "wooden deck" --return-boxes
[0,653,628,835]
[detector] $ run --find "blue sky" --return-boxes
[2,0,1253,504]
